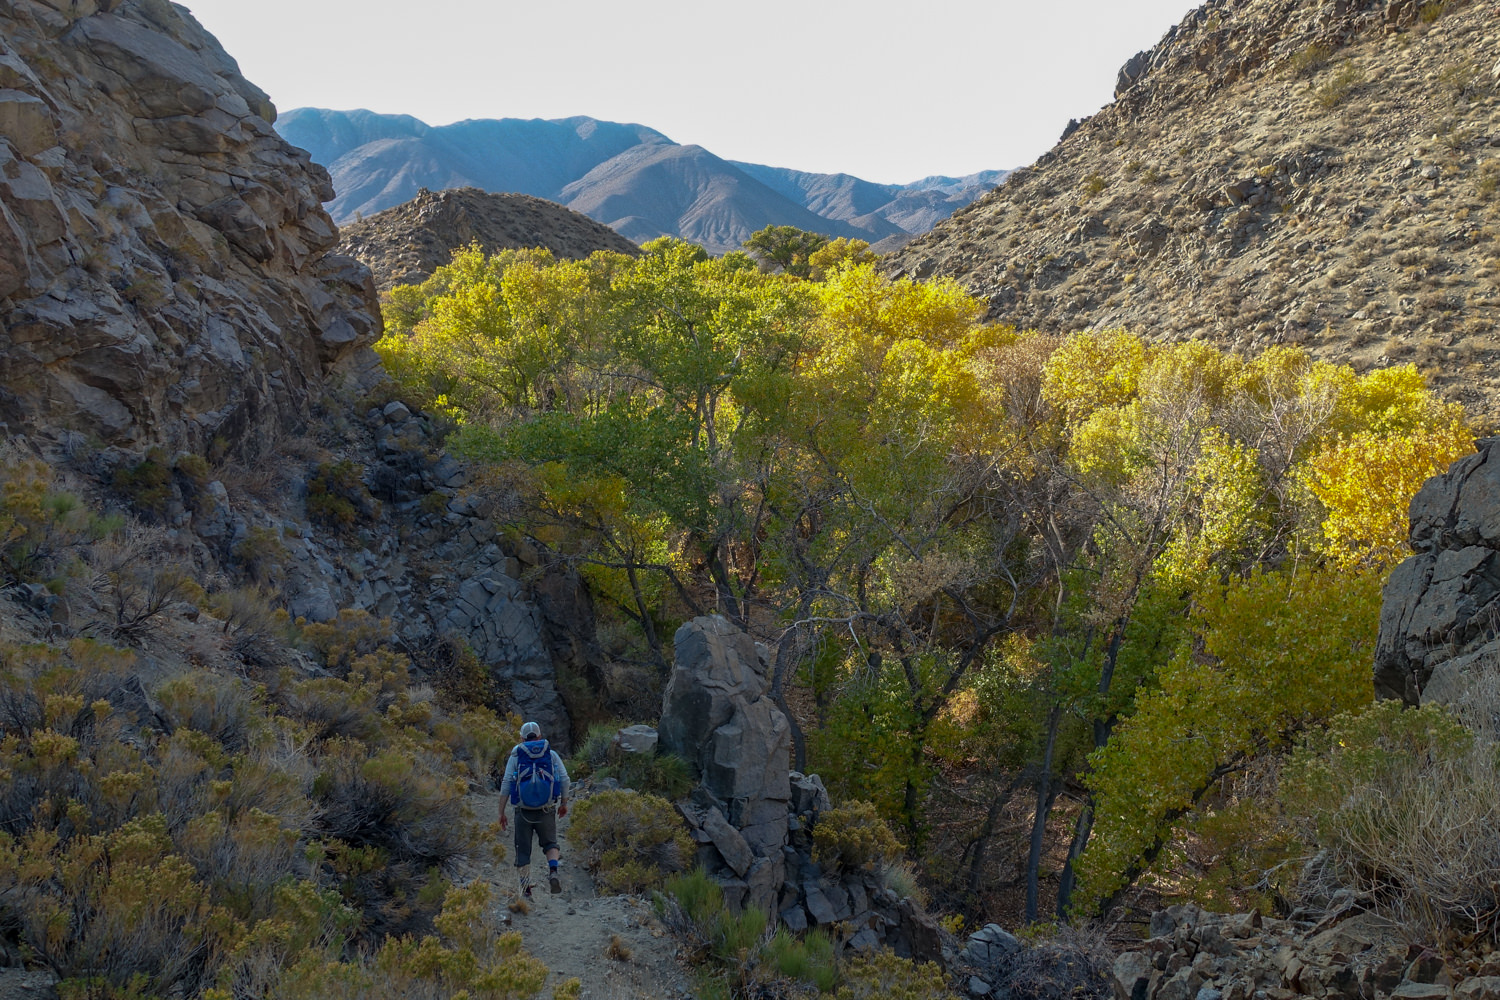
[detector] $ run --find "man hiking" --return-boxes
[499,720,570,897]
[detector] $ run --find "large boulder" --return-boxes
[1375,441,1500,704]
[661,616,791,911]
[660,616,791,835]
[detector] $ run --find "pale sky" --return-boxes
[180,0,1202,185]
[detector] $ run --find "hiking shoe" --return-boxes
[548,872,562,894]
[522,885,534,899]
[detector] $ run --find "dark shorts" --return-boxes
[513,806,558,867]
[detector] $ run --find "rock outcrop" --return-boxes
[659,616,791,892]
[0,0,379,461]
[337,186,641,291]
[660,616,946,966]
[885,0,1500,420]
[1375,438,1500,704]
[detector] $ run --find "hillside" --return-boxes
[885,0,1500,419]
[338,187,641,290]
[276,108,1008,254]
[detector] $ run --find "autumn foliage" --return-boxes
[378,239,1475,924]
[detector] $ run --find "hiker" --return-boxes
[498,720,570,898]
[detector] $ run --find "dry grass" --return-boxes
[1286,669,1500,941]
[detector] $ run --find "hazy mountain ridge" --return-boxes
[885,0,1500,418]
[278,108,1007,254]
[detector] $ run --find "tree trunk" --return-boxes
[1055,624,1125,916]
[1055,796,1093,918]
[624,561,664,672]
[1025,702,1063,922]
[705,544,744,629]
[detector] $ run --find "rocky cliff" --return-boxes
[0,0,379,461]
[885,0,1500,419]
[1375,437,1500,704]
[337,187,641,291]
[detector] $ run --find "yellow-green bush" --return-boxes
[812,801,903,873]
[0,614,509,996]
[0,453,116,586]
[235,882,547,1000]
[569,789,693,893]
[834,950,950,1000]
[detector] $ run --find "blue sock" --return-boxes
[549,859,559,870]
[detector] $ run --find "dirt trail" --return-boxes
[473,789,694,1000]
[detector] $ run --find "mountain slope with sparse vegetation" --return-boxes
[887,0,1500,421]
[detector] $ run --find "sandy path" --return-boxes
[473,789,695,1000]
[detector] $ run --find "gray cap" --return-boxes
[520,721,541,739]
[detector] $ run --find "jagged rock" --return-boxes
[780,905,808,933]
[897,897,945,966]
[1307,911,1399,956]
[660,616,790,852]
[1115,951,1154,1000]
[964,924,1022,966]
[790,770,831,814]
[440,571,567,737]
[107,674,165,729]
[1456,978,1500,1000]
[698,806,753,878]
[804,884,838,926]
[0,0,379,461]
[1376,442,1500,703]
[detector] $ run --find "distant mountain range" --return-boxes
[276,109,1008,255]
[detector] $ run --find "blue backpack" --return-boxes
[511,739,559,809]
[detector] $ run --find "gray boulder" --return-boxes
[1375,441,1500,703]
[660,616,791,852]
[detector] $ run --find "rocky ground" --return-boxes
[887,0,1500,422]
[337,187,641,291]
[1109,902,1500,1000]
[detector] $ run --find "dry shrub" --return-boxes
[568,789,693,893]
[156,672,267,752]
[1282,673,1500,939]
[80,521,194,643]
[205,585,292,666]
[970,925,1114,1000]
